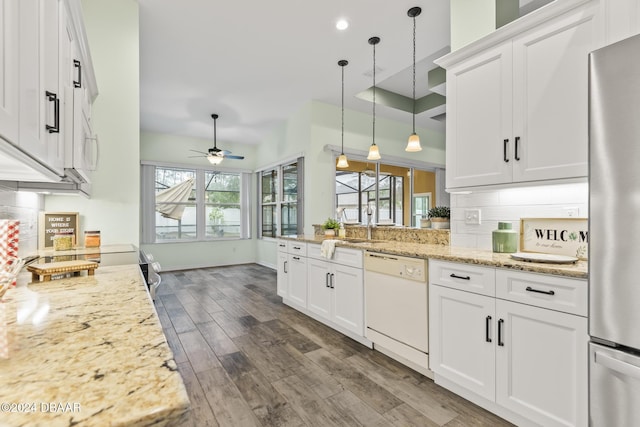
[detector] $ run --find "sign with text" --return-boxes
[520,218,588,259]
[39,212,79,249]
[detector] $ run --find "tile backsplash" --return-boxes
[450,182,588,250]
[0,189,42,256]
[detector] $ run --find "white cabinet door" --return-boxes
[287,254,307,308]
[446,42,513,188]
[429,284,496,401]
[276,251,288,298]
[307,257,331,320]
[331,263,363,336]
[18,0,63,174]
[0,0,19,144]
[496,299,588,427]
[511,5,601,182]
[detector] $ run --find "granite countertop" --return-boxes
[282,235,588,279]
[0,264,189,427]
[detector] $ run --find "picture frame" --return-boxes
[39,212,80,249]
[519,217,588,259]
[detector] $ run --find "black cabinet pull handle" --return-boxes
[292,256,300,261]
[450,273,471,280]
[73,59,82,88]
[278,243,286,248]
[498,319,504,347]
[293,246,301,250]
[330,273,335,289]
[503,139,509,162]
[526,286,555,296]
[45,91,59,133]
[326,272,330,288]
[284,261,287,274]
[515,136,521,161]
[486,315,492,343]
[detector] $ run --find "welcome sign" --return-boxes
[520,218,588,259]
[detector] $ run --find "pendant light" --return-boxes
[208,114,224,165]
[367,36,381,161]
[337,59,349,168]
[405,6,423,152]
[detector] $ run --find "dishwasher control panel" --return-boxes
[364,251,427,282]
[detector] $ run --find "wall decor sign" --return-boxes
[520,217,588,259]
[38,212,79,249]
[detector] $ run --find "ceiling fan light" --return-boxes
[337,154,349,168]
[367,143,381,160]
[208,154,224,165]
[405,133,422,152]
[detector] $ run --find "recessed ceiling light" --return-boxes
[336,19,349,30]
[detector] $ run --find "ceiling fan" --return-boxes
[189,114,245,164]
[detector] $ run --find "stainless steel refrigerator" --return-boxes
[589,33,640,427]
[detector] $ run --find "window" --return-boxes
[335,159,436,227]
[258,158,304,237]
[141,164,251,243]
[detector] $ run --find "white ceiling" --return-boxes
[138,0,452,147]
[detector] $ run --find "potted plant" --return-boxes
[322,217,340,236]
[428,206,450,229]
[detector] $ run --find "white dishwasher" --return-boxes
[364,251,430,377]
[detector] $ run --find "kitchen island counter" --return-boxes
[0,264,189,427]
[282,235,588,279]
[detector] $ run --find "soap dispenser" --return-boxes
[338,222,346,238]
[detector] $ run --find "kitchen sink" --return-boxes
[338,238,370,243]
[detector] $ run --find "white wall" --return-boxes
[45,0,140,246]
[450,182,588,249]
[140,131,258,271]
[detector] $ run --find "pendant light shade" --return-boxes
[368,36,381,161]
[405,6,423,152]
[337,59,349,168]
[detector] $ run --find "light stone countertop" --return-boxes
[0,264,189,427]
[283,235,588,279]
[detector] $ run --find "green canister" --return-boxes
[492,222,518,253]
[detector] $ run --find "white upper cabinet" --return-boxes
[511,5,602,182]
[0,0,96,184]
[19,0,64,175]
[0,0,19,145]
[440,1,603,190]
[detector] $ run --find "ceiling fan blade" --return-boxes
[189,149,208,155]
[187,155,207,158]
[224,154,244,160]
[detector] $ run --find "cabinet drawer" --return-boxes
[288,242,307,256]
[276,240,288,253]
[496,269,587,316]
[308,244,363,268]
[429,260,496,297]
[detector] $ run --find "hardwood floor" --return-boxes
[154,264,514,427]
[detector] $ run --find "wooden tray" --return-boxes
[27,260,98,282]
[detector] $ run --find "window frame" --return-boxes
[141,162,251,244]
[257,157,304,239]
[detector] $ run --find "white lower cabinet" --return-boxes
[430,285,496,400]
[287,254,307,308]
[429,260,588,427]
[276,240,307,309]
[276,240,367,345]
[307,257,363,336]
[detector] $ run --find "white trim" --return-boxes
[255,152,304,173]
[436,0,592,68]
[324,144,444,170]
[140,159,253,174]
